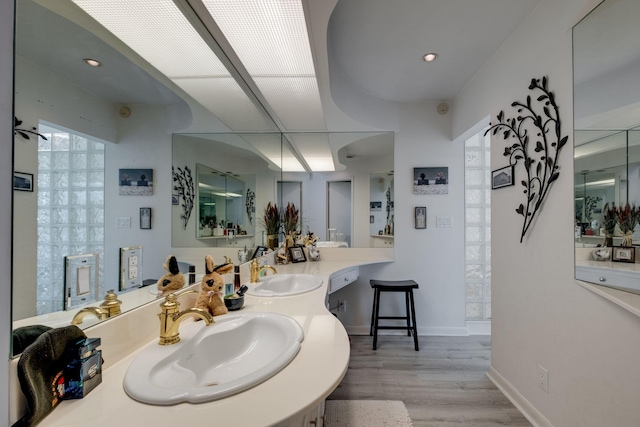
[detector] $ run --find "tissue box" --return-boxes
[65,338,102,399]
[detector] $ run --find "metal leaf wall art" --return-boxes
[485,77,568,243]
[14,116,47,141]
[172,165,194,230]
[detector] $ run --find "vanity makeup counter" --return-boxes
[9,249,393,427]
[575,247,640,318]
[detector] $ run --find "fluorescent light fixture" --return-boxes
[586,179,615,187]
[305,157,335,172]
[201,0,326,131]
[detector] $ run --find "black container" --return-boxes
[224,294,244,311]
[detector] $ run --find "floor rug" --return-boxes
[324,400,413,427]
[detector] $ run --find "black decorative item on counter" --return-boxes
[485,76,568,243]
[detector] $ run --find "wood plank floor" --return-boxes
[327,335,532,427]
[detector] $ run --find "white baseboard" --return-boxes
[346,326,469,336]
[487,365,553,427]
[466,320,491,335]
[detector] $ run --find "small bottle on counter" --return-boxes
[234,265,241,292]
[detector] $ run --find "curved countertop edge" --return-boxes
[10,255,393,427]
[575,279,640,319]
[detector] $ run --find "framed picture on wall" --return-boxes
[140,207,152,229]
[415,206,427,229]
[119,168,153,196]
[491,165,514,189]
[13,171,33,192]
[413,167,448,195]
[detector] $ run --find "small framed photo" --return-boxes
[415,206,427,229]
[13,171,33,192]
[492,165,514,189]
[612,246,635,263]
[140,207,152,229]
[252,246,268,259]
[289,245,307,263]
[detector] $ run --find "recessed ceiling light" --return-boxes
[422,53,438,62]
[83,58,102,67]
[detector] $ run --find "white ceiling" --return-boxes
[20,0,543,128]
[326,0,542,103]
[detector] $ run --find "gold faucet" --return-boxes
[100,289,122,317]
[249,258,277,283]
[71,290,122,325]
[158,289,213,345]
[71,306,108,325]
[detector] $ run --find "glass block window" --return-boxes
[37,123,105,315]
[465,130,491,321]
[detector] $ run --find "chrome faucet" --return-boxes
[71,289,122,325]
[158,289,213,345]
[249,258,277,283]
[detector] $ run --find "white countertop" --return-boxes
[11,255,392,427]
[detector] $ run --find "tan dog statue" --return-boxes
[194,255,234,317]
[156,255,185,296]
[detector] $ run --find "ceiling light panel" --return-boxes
[173,77,273,130]
[202,0,315,74]
[202,0,326,131]
[72,0,229,78]
[253,77,325,130]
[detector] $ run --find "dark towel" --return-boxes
[12,325,52,355]
[12,325,86,427]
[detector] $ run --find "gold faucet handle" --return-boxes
[161,289,198,312]
[100,289,122,317]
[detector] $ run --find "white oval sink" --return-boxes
[246,274,323,297]
[123,312,304,405]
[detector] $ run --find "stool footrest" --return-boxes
[378,316,409,320]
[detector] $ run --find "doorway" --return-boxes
[327,180,352,246]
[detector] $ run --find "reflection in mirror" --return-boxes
[370,173,395,247]
[173,132,394,249]
[11,0,209,351]
[173,134,277,248]
[573,0,640,294]
[196,164,251,239]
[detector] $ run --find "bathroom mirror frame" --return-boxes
[573,0,640,294]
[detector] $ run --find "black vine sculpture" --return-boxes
[14,116,47,141]
[245,188,255,224]
[172,165,194,230]
[485,77,568,243]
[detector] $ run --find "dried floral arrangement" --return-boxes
[282,202,299,235]
[615,203,639,247]
[261,202,280,235]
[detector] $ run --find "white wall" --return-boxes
[453,0,640,425]
[329,100,467,336]
[1,0,14,422]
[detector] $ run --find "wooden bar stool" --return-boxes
[369,279,419,351]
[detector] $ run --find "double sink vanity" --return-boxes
[9,250,392,427]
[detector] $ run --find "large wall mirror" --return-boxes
[573,0,640,293]
[11,0,394,356]
[171,132,394,249]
